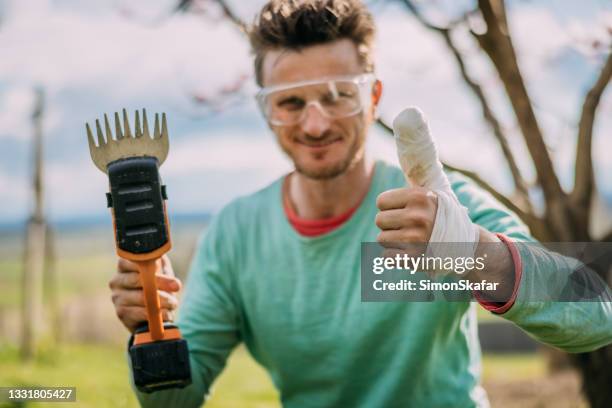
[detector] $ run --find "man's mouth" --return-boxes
[296,138,342,148]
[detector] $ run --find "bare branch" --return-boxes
[572,52,612,209]
[472,0,566,208]
[401,0,531,212]
[439,30,532,208]
[172,0,249,117]
[214,0,247,33]
[176,0,247,32]
[399,0,477,32]
[376,117,393,134]
[441,162,533,225]
[175,0,191,12]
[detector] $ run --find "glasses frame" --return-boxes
[255,73,377,126]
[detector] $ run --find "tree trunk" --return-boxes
[20,87,46,360]
[572,243,612,407]
[44,225,60,345]
[21,219,46,360]
[471,2,612,405]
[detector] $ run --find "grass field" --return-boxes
[0,339,565,408]
[0,342,279,408]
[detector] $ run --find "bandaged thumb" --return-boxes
[392,107,479,273]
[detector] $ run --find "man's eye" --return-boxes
[338,90,355,98]
[276,97,305,110]
[322,91,353,104]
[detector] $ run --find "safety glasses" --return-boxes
[256,73,377,126]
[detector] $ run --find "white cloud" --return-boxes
[165,132,291,175]
[0,86,35,140]
[0,4,251,100]
[375,4,457,85]
[0,170,30,220]
[509,6,570,61]
[0,85,65,141]
[567,11,612,58]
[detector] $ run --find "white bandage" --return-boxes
[393,107,479,274]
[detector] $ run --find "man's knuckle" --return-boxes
[129,274,140,288]
[411,214,430,229]
[375,212,385,228]
[401,231,422,242]
[408,194,427,206]
[398,209,412,222]
[115,306,126,320]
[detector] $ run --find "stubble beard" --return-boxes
[282,133,366,181]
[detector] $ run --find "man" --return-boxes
[109,1,612,406]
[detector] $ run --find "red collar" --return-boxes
[282,175,365,237]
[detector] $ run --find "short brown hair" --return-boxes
[249,0,376,86]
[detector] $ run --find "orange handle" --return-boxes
[136,260,165,341]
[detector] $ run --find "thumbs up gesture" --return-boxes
[375,107,480,274]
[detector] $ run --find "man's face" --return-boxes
[260,39,380,180]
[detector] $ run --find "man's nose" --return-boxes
[300,103,331,138]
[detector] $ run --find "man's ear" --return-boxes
[372,79,383,106]
[369,79,383,119]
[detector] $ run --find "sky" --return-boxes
[0,0,610,233]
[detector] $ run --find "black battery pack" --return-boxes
[129,323,192,393]
[107,156,169,254]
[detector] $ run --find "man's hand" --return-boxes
[109,254,182,333]
[375,107,480,271]
[375,186,437,246]
[375,107,515,300]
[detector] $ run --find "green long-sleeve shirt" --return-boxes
[133,160,612,407]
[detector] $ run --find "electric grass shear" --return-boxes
[86,109,191,392]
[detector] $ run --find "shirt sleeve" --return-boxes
[131,208,243,407]
[449,171,612,353]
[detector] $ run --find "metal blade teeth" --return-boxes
[134,110,142,138]
[142,109,150,139]
[86,123,95,148]
[114,112,123,140]
[154,113,160,139]
[95,119,105,146]
[104,114,113,142]
[161,113,168,139]
[123,108,132,138]
[86,108,170,173]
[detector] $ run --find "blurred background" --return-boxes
[0,0,610,407]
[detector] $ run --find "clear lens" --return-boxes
[257,74,375,126]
